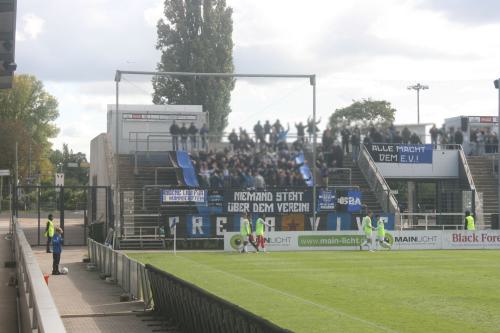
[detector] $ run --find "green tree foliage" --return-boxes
[49,144,89,186]
[0,75,59,184]
[152,0,235,136]
[329,99,396,136]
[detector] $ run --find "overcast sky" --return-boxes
[15,0,500,157]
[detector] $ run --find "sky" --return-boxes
[14,0,500,157]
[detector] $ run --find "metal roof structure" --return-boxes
[0,0,17,89]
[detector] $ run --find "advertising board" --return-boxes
[224,230,500,252]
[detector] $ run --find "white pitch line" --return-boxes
[176,255,399,333]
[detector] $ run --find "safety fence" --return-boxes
[399,213,466,230]
[146,264,292,333]
[13,217,66,333]
[87,238,153,309]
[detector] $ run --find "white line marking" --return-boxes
[176,255,399,333]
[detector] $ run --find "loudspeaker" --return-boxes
[461,117,468,132]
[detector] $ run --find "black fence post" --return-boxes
[37,186,41,246]
[60,186,65,232]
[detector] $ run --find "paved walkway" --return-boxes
[0,216,18,332]
[33,246,158,332]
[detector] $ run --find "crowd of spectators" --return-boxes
[183,116,500,189]
[190,147,307,189]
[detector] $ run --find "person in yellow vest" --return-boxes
[464,211,475,231]
[44,214,55,253]
[255,214,272,253]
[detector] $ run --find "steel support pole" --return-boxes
[497,79,500,223]
[311,75,317,225]
[417,89,420,125]
[115,79,120,236]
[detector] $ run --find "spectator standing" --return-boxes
[429,124,438,148]
[478,130,485,155]
[169,121,180,150]
[410,133,421,144]
[263,120,272,142]
[341,126,351,154]
[470,129,478,155]
[254,171,266,190]
[188,122,198,150]
[295,122,306,142]
[491,132,499,153]
[402,127,411,144]
[228,129,238,151]
[179,123,188,150]
[454,129,464,147]
[351,131,360,163]
[200,123,209,151]
[307,116,321,142]
[253,121,265,145]
[332,142,344,168]
[52,227,63,275]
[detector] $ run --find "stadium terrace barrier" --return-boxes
[399,213,466,230]
[13,217,67,333]
[88,239,153,309]
[145,264,292,333]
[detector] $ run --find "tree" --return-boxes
[0,75,59,184]
[328,99,396,136]
[49,144,89,186]
[152,0,235,136]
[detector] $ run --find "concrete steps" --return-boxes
[466,156,498,228]
[327,155,383,213]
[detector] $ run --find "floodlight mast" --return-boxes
[407,83,429,124]
[114,70,318,234]
[495,78,500,226]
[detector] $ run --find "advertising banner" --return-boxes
[224,230,500,251]
[442,230,500,249]
[368,144,433,164]
[389,231,442,250]
[161,189,207,204]
[223,189,313,213]
[224,231,365,252]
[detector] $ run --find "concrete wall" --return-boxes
[376,150,459,178]
[90,133,112,223]
[107,104,206,153]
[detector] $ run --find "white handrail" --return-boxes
[14,218,66,333]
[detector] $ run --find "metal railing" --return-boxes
[121,226,160,239]
[458,146,476,191]
[88,239,153,310]
[146,264,292,333]
[358,145,399,213]
[13,217,66,333]
[399,213,465,230]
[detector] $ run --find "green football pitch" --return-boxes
[128,250,500,333]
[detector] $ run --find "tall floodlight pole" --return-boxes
[407,83,429,124]
[114,72,120,236]
[494,78,500,225]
